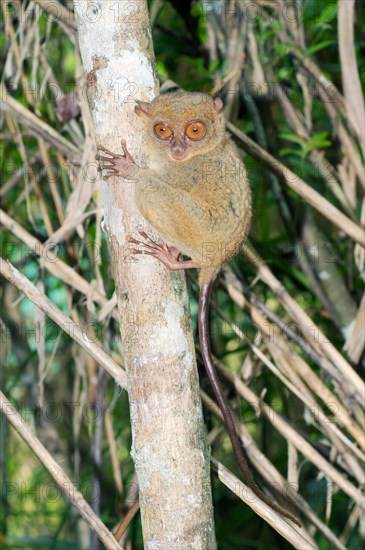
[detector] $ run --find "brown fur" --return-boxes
[134,92,252,284]
[96,92,301,527]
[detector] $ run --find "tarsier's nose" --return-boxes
[171,136,186,152]
[170,137,187,159]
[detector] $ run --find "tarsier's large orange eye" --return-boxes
[154,124,173,139]
[185,121,206,140]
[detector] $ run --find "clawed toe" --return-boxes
[96,146,117,158]
[126,231,185,271]
[96,155,117,163]
[127,234,158,253]
[127,235,145,246]
[121,142,133,161]
[138,229,157,244]
[129,248,150,256]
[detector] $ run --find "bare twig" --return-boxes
[242,244,365,401]
[344,292,365,363]
[0,84,81,160]
[227,122,365,247]
[224,269,364,454]
[0,258,126,389]
[202,392,346,550]
[114,500,140,541]
[338,0,365,155]
[33,0,77,32]
[0,209,118,321]
[0,391,122,549]
[104,407,123,511]
[211,459,316,548]
[38,138,65,224]
[214,359,365,509]
[0,154,40,198]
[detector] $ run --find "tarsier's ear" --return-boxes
[134,100,150,117]
[213,97,224,114]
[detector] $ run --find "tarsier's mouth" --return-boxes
[170,149,189,161]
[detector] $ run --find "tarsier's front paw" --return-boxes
[96,140,136,180]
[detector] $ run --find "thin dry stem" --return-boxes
[0,391,122,549]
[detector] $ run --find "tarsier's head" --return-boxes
[134,92,225,162]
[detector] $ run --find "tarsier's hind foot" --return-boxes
[127,230,199,271]
[127,230,180,269]
[96,140,135,180]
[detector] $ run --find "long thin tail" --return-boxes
[198,278,301,527]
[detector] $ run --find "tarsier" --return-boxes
[96,92,300,527]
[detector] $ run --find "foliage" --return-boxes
[0,0,364,549]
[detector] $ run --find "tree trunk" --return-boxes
[73,1,216,547]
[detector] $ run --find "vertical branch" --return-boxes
[338,0,365,155]
[73,1,216,548]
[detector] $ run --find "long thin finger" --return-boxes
[100,166,117,174]
[121,143,133,161]
[127,236,152,247]
[130,249,153,256]
[128,239,157,252]
[98,165,116,172]
[96,155,118,162]
[127,236,141,245]
[96,157,121,165]
[97,145,116,154]
[138,230,158,245]
[96,147,113,156]
[120,139,133,161]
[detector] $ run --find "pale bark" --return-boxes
[73,1,216,548]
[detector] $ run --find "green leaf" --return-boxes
[303,131,331,155]
[318,3,338,25]
[274,42,290,56]
[279,133,306,146]
[279,148,302,157]
[306,40,335,56]
[208,59,220,74]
